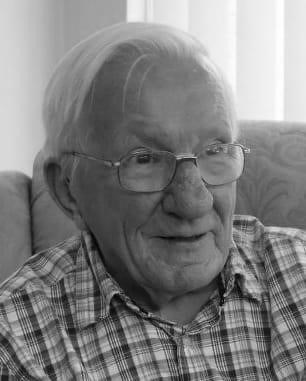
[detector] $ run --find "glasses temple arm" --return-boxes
[72,152,118,168]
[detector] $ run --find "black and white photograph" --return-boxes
[0,1,305,379]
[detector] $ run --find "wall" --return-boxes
[284,0,306,121]
[0,0,126,175]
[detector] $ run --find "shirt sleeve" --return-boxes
[0,363,18,380]
[0,316,42,380]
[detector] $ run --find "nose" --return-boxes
[162,160,213,220]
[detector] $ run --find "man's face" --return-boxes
[71,63,236,303]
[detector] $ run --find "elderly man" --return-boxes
[0,22,305,380]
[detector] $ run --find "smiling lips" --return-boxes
[158,233,206,242]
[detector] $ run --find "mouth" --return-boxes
[157,233,206,242]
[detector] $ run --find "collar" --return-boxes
[221,237,265,303]
[73,229,265,330]
[74,231,125,330]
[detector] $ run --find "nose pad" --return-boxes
[162,161,213,219]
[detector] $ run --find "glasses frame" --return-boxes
[69,143,250,192]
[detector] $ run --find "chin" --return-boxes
[148,232,224,267]
[141,252,222,295]
[135,232,229,293]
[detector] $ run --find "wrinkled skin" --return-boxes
[67,62,237,322]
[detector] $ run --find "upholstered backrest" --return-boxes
[0,172,32,281]
[28,120,306,253]
[236,120,306,229]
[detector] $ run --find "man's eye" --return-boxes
[136,153,153,164]
[205,144,230,155]
[206,145,222,155]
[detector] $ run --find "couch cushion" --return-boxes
[31,151,78,253]
[236,120,306,229]
[0,171,32,282]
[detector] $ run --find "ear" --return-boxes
[44,159,87,230]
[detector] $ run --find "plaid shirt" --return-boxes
[0,216,305,380]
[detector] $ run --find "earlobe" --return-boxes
[44,160,86,229]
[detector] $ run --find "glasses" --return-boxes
[70,143,250,193]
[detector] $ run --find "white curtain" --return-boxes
[128,0,306,123]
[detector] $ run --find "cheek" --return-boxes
[121,194,162,237]
[211,183,236,250]
[78,183,161,246]
[213,182,236,220]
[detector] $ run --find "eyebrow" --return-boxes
[121,113,233,149]
[120,114,173,151]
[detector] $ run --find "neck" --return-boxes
[134,277,220,325]
[100,249,222,325]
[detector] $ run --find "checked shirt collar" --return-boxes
[72,229,264,331]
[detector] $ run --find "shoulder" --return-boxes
[233,214,306,241]
[233,214,306,270]
[0,233,83,308]
[233,215,306,323]
[234,216,306,374]
[0,233,86,375]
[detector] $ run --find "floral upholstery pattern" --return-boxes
[236,120,306,229]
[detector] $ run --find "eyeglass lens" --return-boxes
[119,145,245,192]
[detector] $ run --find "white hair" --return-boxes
[42,22,236,165]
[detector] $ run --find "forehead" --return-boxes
[87,59,235,155]
[132,63,233,138]
[140,63,224,117]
